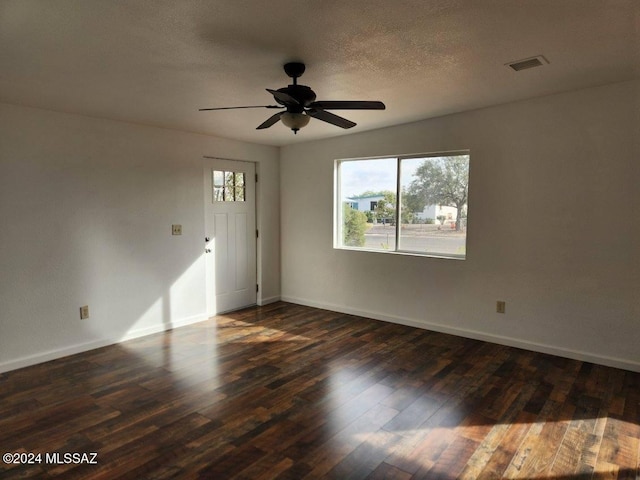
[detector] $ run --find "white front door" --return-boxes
[204,158,257,315]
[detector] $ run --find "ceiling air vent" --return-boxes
[506,55,549,72]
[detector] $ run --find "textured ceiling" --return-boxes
[1,0,638,146]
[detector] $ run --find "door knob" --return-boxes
[205,236,211,242]
[205,248,211,253]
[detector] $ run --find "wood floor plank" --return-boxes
[502,400,576,478]
[365,462,412,480]
[1,302,638,479]
[471,411,536,479]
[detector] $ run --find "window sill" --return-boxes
[334,246,466,261]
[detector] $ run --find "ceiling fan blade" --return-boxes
[266,88,299,106]
[199,105,282,111]
[309,100,386,110]
[256,112,284,130]
[307,109,356,129]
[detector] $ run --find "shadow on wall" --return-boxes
[80,220,208,346]
[0,158,208,370]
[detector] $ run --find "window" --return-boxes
[335,152,470,259]
[213,170,245,202]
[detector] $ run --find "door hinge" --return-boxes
[255,173,258,183]
[256,284,259,292]
[256,229,259,238]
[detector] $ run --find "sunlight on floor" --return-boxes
[215,318,311,343]
[350,415,639,479]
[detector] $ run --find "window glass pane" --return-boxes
[235,172,245,187]
[213,170,225,202]
[339,158,397,250]
[399,155,469,257]
[234,187,245,202]
[223,187,234,202]
[213,170,224,187]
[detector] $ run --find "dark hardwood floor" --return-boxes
[1,302,638,479]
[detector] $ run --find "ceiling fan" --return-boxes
[199,62,386,134]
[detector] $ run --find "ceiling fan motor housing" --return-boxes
[276,85,316,111]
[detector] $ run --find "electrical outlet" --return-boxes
[496,301,506,314]
[172,224,182,235]
[80,305,90,320]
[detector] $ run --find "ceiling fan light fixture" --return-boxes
[281,112,310,134]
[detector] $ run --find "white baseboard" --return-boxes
[281,295,640,373]
[4,300,638,375]
[119,313,208,341]
[258,295,281,306]
[0,313,208,374]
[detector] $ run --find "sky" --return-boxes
[339,157,423,198]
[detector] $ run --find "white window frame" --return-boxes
[334,150,470,260]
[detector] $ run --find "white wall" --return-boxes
[0,103,280,372]
[281,80,640,372]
